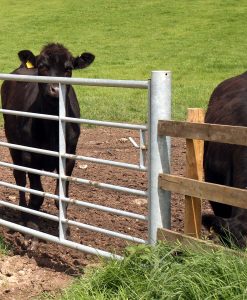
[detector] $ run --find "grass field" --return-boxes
[0,0,246,122]
[55,243,247,300]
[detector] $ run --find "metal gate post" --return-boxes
[59,83,68,240]
[148,71,171,244]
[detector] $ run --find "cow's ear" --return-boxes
[73,52,95,69]
[18,50,37,68]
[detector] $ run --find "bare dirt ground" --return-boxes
[0,127,211,299]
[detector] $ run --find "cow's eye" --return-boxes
[38,64,49,72]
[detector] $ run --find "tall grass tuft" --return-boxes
[58,243,247,299]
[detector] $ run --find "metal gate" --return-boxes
[0,71,171,259]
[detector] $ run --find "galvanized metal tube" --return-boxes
[0,109,147,131]
[148,71,171,245]
[0,200,58,222]
[0,73,148,89]
[0,161,59,178]
[0,179,147,220]
[0,199,145,243]
[0,141,59,157]
[0,158,147,196]
[65,219,146,244]
[0,142,146,172]
[0,180,59,200]
[0,218,123,260]
[64,153,147,171]
[58,84,68,240]
[0,177,146,220]
[61,117,148,130]
[0,109,59,121]
[63,197,147,220]
[65,176,147,196]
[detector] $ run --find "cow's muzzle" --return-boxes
[49,84,59,98]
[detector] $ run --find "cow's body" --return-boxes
[1,43,95,226]
[202,71,247,247]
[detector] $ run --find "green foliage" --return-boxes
[0,235,9,255]
[0,0,246,122]
[58,243,247,299]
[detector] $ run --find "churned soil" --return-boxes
[0,127,211,299]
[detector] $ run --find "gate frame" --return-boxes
[0,71,172,259]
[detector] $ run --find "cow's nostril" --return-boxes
[50,85,59,97]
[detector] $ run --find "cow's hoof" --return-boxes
[24,221,40,251]
[24,235,39,251]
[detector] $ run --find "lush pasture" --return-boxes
[0,0,246,122]
[56,243,247,300]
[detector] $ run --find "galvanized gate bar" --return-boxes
[63,199,147,221]
[0,73,148,89]
[0,109,59,121]
[63,154,147,171]
[0,198,146,244]
[0,218,123,260]
[0,141,59,157]
[0,180,59,200]
[0,179,147,221]
[61,117,148,130]
[65,219,146,244]
[65,176,147,196]
[0,142,146,171]
[58,84,68,240]
[0,109,147,130]
[0,200,58,221]
[0,161,58,178]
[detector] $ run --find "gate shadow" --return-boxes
[0,205,82,276]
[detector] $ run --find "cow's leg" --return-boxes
[13,169,27,207]
[28,173,44,210]
[20,173,43,250]
[10,149,27,207]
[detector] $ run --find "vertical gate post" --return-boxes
[59,83,67,240]
[148,71,171,244]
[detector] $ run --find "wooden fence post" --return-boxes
[184,108,205,238]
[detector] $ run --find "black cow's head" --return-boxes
[18,43,95,98]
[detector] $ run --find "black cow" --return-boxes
[1,43,95,228]
[202,71,247,248]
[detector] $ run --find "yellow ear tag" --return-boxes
[26,60,34,69]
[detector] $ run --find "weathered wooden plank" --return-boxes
[184,109,204,238]
[159,173,247,209]
[157,228,247,258]
[157,228,223,251]
[158,120,247,146]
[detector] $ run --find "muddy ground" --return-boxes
[0,127,211,299]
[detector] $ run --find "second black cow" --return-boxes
[1,43,95,227]
[202,71,247,248]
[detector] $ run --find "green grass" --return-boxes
[54,243,247,300]
[0,0,246,122]
[0,235,9,255]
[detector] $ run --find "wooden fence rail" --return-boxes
[158,120,247,146]
[159,173,247,209]
[157,108,247,243]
